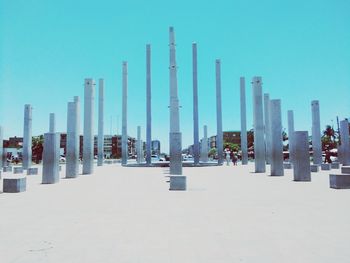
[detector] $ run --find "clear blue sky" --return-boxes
[1,0,349,153]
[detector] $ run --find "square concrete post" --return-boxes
[340,119,350,165]
[66,97,80,178]
[311,100,322,164]
[293,131,311,181]
[287,110,295,165]
[269,99,284,176]
[122,62,128,165]
[216,59,223,165]
[200,125,209,163]
[240,77,248,165]
[98,78,104,166]
[0,125,3,169]
[83,78,95,174]
[146,44,152,165]
[264,93,271,164]
[192,43,200,165]
[23,104,32,169]
[137,126,141,164]
[252,77,266,173]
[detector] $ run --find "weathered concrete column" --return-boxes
[192,43,200,165]
[240,77,248,165]
[98,78,104,166]
[269,99,284,176]
[311,100,322,164]
[293,131,311,181]
[137,126,141,164]
[83,78,95,175]
[200,125,209,162]
[340,119,350,165]
[146,44,152,165]
[169,26,183,176]
[23,104,32,169]
[216,59,223,165]
[264,93,271,164]
[252,77,266,173]
[122,62,128,165]
[287,110,295,165]
[66,96,80,178]
[0,125,3,168]
[42,114,60,184]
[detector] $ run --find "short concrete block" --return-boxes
[283,162,292,169]
[13,167,23,174]
[321,163,331,170]
[3,166,12,172]
[27,167,38,175]
[331,162,340,169]
[341,166,350,174]
[310,164,319,172]
[59,165,62,172]
[3,178,27,193]
[330,174,350,189]
[169,176,186,191]
[104,160,113,164]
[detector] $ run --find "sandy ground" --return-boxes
[0,161,349,263]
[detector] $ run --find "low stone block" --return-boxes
[3,166,12,172]
[310,164,319,172]
[27,167,38,175]
[330,174,350,189]
[59,165,62,172]
[104,160,113,164]
[331,162,340,169]
[283,162,292,169]
[3,178,27,193]
[321,163,331,170]
[169,176,187,191]
[13,167,23,174]
[341,166,350,174]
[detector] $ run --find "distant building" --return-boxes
[209,131,242,149]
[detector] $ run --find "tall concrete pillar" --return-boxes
[252,77,266,173]
[169,27,182,175]
[192,43,200,165]
[66,96,80,178]
[23,104,32,169]
[42,114,60,184]
[0,125,3,168]
[146,44,152,165]
[293,131,311,181]
[200,125,209,162]
[216,59,223,165]
[264,93,271,164]
[240,77,248,165]
[287,110,295,164]
[340,119,350,165]
[98,78,104,166]
[122,62,128,165]
[311,100,322,165]
[83,78,95,174]
[269,99,284,176]
[137,126,141,164]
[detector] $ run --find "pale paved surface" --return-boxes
[1,162,350,263]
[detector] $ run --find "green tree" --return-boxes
[321,125,338,150]
[32,135,44,164]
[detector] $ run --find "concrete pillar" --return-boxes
[83,78,95,174]
[293,131,311,181]
[169,26,182,175]
[137,126,141,164]
[42,114,60,184]
[340,119,350,165]
[0,125,3,169]
[122,62,128,165]
[240,77,248,165]
[192,43,200,165]
[287,110,295,165]
[216,59,223,165]
[269,99,284,176]
[23,104,32,169]
[146,44,152,165]
[66,96,80,178]
[200,125,209,162]
[252,77,266,173]
[264,93,271,164]
[98,78,104,166]
[311,100,322,164]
